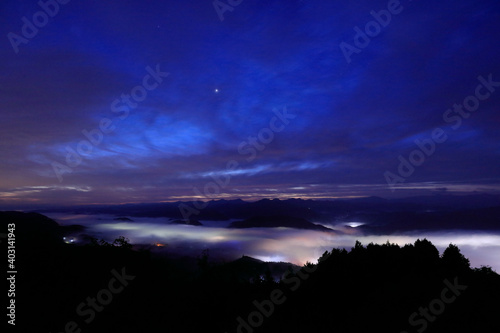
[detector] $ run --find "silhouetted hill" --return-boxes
[256,240,500,333]
[229,215,332,231]
[393,193,500,209]
[169,218,203,226]
[211,255,300,283]
[113,216,134,221]
[0,211,71,245]
[2,211,499,332]
[352,206,500,233]
[25,195,500,232]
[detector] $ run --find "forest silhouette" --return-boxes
[2,211,499,333]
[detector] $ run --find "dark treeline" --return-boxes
[2,211,500,333]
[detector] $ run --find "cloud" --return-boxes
[1,0,500,205]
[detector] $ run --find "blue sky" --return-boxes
[1,0,500,205]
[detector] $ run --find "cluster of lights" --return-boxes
[63,237,76,244]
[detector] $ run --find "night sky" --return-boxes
[1,0,500,206]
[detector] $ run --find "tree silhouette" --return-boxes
[113,236,133,249]
[197,248,210,272]
[414,238,440,267]
[442,243,470,271]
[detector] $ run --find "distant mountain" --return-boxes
[169,218,203,226]
[354,206,500,233]
[114,216,134,222]
[213,255,300,282]
[23,194,500,232]
[0,211,86,245]
[229,215,332,231]
[393,193,500,209]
